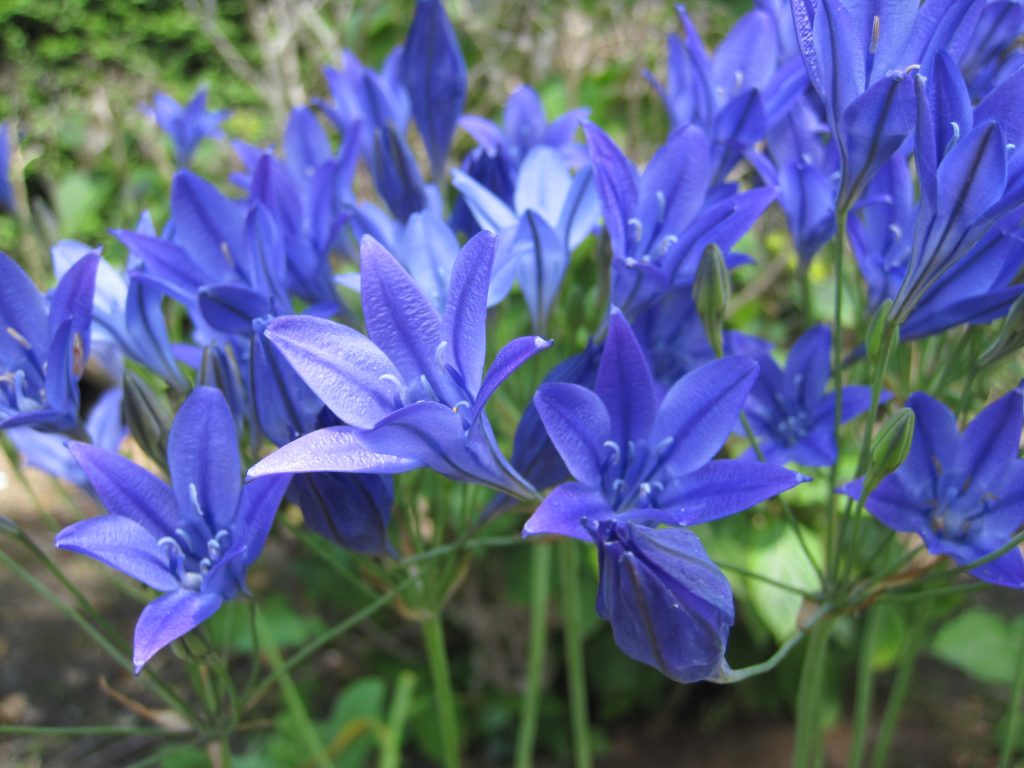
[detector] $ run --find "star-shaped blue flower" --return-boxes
[841,388,1024,589]
[56,387,291,671]
[523,309,807,681]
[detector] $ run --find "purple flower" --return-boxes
[55,387,291,671]
[248,232,550,499]
[841,388,1024,589]
[146,88,229,167]
[399,0,467,182]
[0,251,99,433]
[522,310,806,681]
[744,326,879,466]
[0,122,15,215]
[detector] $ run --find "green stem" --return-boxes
[849,608,881,768]
[825,214,848,585]
[792,619,833,768]
[380,671,418,768]
[868,603,928,768]
[515,541,553,768]
[422,613,462,768]
[559,539,593,768]
[255,607,335,768]
[998,623,1024,768]
[714,607,829,684]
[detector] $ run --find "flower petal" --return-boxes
[534,382,612,488]
[133,588,224,672]
[56,515,178,591]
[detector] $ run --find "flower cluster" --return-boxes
[2,0,1023,694]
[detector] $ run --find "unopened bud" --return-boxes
[865,407,915,492]
[865,299,897,363]
[123,370,173,467]
[979,293,1024,367]
[693,244,731,355]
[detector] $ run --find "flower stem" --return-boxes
[792,618,833,768]
[868,602,928,768]
[254,607,334,768]
[998,623,1024,768]
[515,540,553,768]
[848,608,881,768]
[559,539,593,768]
[825,213,848,586]
[422,613,462,768]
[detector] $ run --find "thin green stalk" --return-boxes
[254,607,334,768]
[422,613,462,768]
[717,560,818,597]
[825,214,848,585]
[837,323,897,585]
[715,607,829,684]
[998,623,1024,768]
[849,608,882,768]
[559,539,593,768]
[0,724,172,736]
[868,603,929,768]
[515,541,553,768]
[792,619,833,768]
[380,671,418,768]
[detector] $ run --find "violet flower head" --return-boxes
[744,326,879,466]
[249,232,550,500]
[523,310,807,682]
[790,0,983,209]
[0,122,14,215]
[0,251,99,433]
[889,54,1024,325]
[841,388,1024,589]
[399,0,467,182]
[147,88,229,167]
[55,387,291,671]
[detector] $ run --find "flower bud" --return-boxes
[865,407,915,492]
[693,244,731,355]
[979,293,1024,367]
[122,370,172,468]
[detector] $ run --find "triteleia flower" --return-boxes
[523,310,806,681]
[959,0,1024,99]
[248,232,550,499]
[790,0,983,209]
[840,388,1024,588]
[0,122,14,215]
[459,85,590,170]
[55,387,291,671]
[146,88,229,167]
[399,0,467,182]
[0,251,98,433]
[584,122,774,316]
[889,54,1024,325]
[744,326,880,466]
[453,144,599,332]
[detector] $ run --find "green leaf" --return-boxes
[746,525,823,643]
[931,609,1024,685]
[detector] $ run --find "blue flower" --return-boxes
[55,387,291,671]
[841,388,1024,589]
[453,145,599,332]
[248,232,550,499]
[959,0,1024,100]
[889,54,1024,324]
[648,5,807,183]
[399,0,467,182]
[460,85,590,170]
[790,0,983,209]
[146,88,229,167]
[584,122,775,316]
[0,251,99,433]
[523,310,806,680]
[744,326,879,466]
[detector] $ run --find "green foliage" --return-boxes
[931,609,1024,686]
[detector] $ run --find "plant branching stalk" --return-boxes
[792,618,833,768]
[422,613,462,768]
[559,539,593,768]
[998,623,1024,768]
[825,214,848,586]
[868,602,928,768]
[849,608,881,768]
[515,541,553,768]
